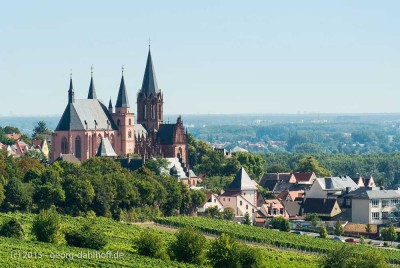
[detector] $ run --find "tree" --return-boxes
[65,223,107,250]
[135,229,168,260]
[239,245,265,268]
[320,226,328,239]
[243,212,251,225]
[33,183,65,209]
[334,220,344,236]
[296,156,331,177]
[382,225,397,244]
[365,223,372,235]
[205,206,222,219]
[0,183,5,206]
[223,207,235,221]
[321,245,388,268]
[190,190,206,208]
[208,233,241,268]
[63,176,94,215]
[169,227,207,265]
[32,121,51,139]
[306,213,320,227]
[143,157,169,175]
[32,207,61,243]
[0,218,24,238]
[270,216,290,232]
[4,178,31,210]
[179,184,191,215]
[359,235,365,245]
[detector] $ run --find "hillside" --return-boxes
[0,212,320,268]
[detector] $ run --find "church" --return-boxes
[51,48,188,167]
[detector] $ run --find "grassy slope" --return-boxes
[0,212,319,267]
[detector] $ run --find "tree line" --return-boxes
[0,150,206,221]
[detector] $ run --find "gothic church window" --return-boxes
[151,105,155,119]
[128,130,132,138]
[75,136,81,158]
[144,104,147,119]
[61,137,68,154]
[129,119,132,125]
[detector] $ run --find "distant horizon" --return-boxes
[2,112,400,118]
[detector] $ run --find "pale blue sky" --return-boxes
[0,1,399,116]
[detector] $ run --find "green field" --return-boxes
[0,212,320,267]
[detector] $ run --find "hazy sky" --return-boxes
[1,1,399,116]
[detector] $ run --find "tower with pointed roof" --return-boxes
[87,66,97,99]
[111,69,135,155]
[137,48,163,132]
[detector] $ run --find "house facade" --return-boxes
[219,168,259,219]
[348,187,400,224]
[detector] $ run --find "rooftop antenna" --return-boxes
[122,65,125,75]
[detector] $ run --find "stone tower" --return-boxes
[111,70,135,155]
[137,48,163,132]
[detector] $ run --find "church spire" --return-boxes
[108,97,113,109]
[87,65,97,99]
[140,48,159,96]
[115,66,130,108]
[68,71,75,103]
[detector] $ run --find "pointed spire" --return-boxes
[115,66,130,108]
[87,65,97,99]
[68,70,75,103]
[108,97,113,109]
[140,48,159,96]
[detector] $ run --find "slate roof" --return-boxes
[118,158,144,171]
[55,99,118,131]
[157,124,175,144]
[134,124,148,138]
[87,76,97,99]
[116,75,130,108]
[56,154,81,164]
[140,50,159,96]
[347,187,400,200]
[317,176,358,191]
[259,173,293,190]
[302,198,338,215]
[227,167,258,191]
[293,172,315,183]
[96,137,117,157]
[282,201,302,217]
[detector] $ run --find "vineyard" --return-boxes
[154,216,400,264]
[0,212,321,267]
[0,212,191,268]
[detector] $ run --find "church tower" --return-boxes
[137,47,163,132]
[111,68,135,155]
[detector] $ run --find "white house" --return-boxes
[305,176,359,199]
[197,193,224,213]
[348,187,400,224]
[219,167,259,219]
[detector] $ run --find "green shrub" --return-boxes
[32,208,61,243]
[0,218,24,238]
[135,229,168,260]
[321,245,388,268]
[270,216,290,232]
[169,227,207,265]
[65,223,107,250]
